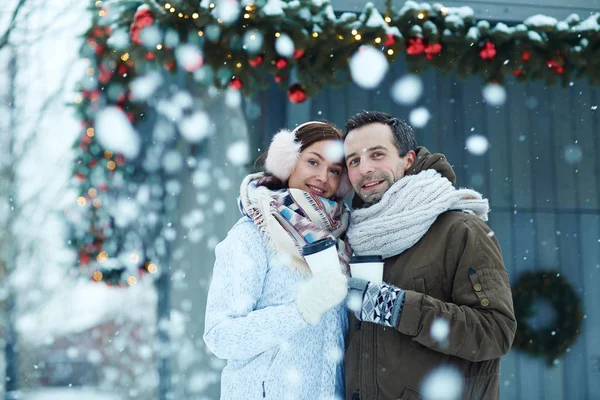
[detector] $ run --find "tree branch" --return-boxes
[0,0,28,50]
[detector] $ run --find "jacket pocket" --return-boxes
[399,386,422,400]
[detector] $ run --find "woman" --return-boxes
[203,121,352,399]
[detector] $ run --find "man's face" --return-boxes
[344,123,415,205]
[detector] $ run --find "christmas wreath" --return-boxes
[512,270,584,366]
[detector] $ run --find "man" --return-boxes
[343,111,516,400]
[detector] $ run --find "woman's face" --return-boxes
[287,140,344,199]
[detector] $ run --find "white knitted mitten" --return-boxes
[295,271,348,325]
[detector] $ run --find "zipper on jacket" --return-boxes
[262,381,266,398]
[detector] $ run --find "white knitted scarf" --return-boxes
[347,169,490,258]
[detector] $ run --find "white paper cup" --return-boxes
[350,255,384,284]
[302,237,340,275]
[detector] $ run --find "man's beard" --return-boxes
[354,173,394,206]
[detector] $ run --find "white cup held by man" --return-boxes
[349,255,384,284]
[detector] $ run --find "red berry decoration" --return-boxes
[522,50,531,61]
[230,77,243,90]
[275,58,288,69]
[384,34,396,47]
[479,41,497,60]
[406,38,425,55]
[287,84,307,103]
[293,49,305,59]
[248,55,264,67]
[424,43,442,59]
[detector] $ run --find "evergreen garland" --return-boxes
[71,0,600,284]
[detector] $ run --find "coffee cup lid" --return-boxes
[302,237,336,256]
[350,255,383,263]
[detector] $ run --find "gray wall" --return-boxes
[280,58,599,399]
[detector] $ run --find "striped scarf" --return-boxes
[239,172,352,277]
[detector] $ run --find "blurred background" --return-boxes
[0,0,599,399]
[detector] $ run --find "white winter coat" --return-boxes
[203,217,348,400]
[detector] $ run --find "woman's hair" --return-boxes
[255,122,344,191]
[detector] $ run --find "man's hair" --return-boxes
[344,111,417,156]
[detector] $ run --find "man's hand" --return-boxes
[347,277,405,328]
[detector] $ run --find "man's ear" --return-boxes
[403,150,416,171]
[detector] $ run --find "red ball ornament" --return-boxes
[384,34,396,47]
[118,64,128,75]
[275,58,288,69]
[293,49,305,59]
[144,52,156,61]
[93,27,104,38]
[230,77,243,90]
[248,55,264,67]
[406,38,425,55]
[79,253,91,265]
[287,84,307,104]
[134,8,154,28]
[479,41,496,60]
[512,69,524,77]
[274,75,282,83]
[75,173,85,180]
[522,50,531,62]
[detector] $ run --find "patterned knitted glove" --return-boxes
[347,277,405,328]
[296,271,348,325]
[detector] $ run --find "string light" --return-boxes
[147,263,158,274]
[95,0,102,6]
[387,49,394,55]
[165,3,171,9]
[178,12,183,18]
[170,8,175,13]
[120,53,129,61]
[244,13,250,19]
[245,4,254,11]
[86,127,94,137]
[77,197,86,206]
[209,3,215,8]
[250,34,256,40]
[93,199,102,208]
[130,253,140,264]
[236,62,242,68]
[192,13,199,19]
[417,12,425,19]
[441,7,449,15]
[86,68,94,76]
[74,94,83,104]
[198,30,204,36]
[338,35,344,40]
[97,251,108,262]
[98,9,106,17]
[156,44,163,50]
[384,16,391,23]
[104,150,113,158]
[355,34,362,40]
[312,32,318,38]
[107,161,116,170]
[88,188,97,197]
[127,276,137,286]
[93,271,103,281]
[375,37,382,44]
[275,32,281,37]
